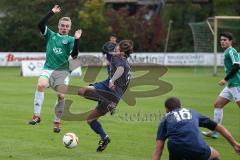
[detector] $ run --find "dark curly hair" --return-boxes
[118,40,134,58]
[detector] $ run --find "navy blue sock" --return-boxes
[90,120,107,139]
[212,158,220,160]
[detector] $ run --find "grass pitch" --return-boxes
[0,67,239,160]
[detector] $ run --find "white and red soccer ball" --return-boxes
[62,132,79,148]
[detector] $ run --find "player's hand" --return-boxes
[52,5,61,14]
[109,80,115,90]
[74,29,82,39]
[105,60,110,65]
[233,143,240,154]
[218,79,226,86]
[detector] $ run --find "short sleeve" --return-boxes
[195,111,217,130]
[229,48,240,64]
[156,118,167,140]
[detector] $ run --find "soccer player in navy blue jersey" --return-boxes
[102,34,117,76]
[152,97,240,160]
[78,40,133,152]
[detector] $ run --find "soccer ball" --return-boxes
[62,132,79,148]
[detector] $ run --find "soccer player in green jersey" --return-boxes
[203,32,240,138]
[28,5,82,133]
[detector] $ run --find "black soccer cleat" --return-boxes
[53,122,61,133]
[53,127,61,133]
[28,115,41,125]
[97,136,111,152]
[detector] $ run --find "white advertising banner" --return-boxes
[129,53,224,66]
[0,52,46,66]
[21,60,45,77]
[21,60,82,77]
[0,52,224,67]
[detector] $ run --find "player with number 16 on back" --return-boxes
[152,97,240,160]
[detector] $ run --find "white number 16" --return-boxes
[173,108,192,122]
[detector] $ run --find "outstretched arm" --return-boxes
[71,29,82,59]
[215,124,240,154]
[38,5,61,34]
[152,140,165,160]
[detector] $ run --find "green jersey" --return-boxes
[224,47,240,87]
[43,27,74,70]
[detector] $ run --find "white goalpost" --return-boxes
[190,16,240,75]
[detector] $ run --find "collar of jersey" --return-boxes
[57,33,68,37]
[224,46,233,54]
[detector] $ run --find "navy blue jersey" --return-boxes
[157,108,216,155]
[93,55,131,100]
[110,55,131,98]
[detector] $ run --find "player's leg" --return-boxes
[50,70,70,133]
[83,86,117,152]
[86,108,110,152]
[80,80,118,151]
[213,96,229,123]
[203,87,231,138]
[78,86,117,115]
[208,147,220,160]
[29,76,49,125]
[231,86,240,108]
[214,87,232,124]
[53,92,65,133]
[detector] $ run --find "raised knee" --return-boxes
[214,102,223,108]
[87,119,93,125]
[57,94,65,100]
[78,88,86,96]
[37,83,47,91]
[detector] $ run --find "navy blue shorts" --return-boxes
[168,146,211,160]
[92,79,119,115]
[93,79,123,99]
[93,79,112,92]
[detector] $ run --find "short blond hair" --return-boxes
[59,17,72,24]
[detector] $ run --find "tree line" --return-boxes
[0,0,239,52]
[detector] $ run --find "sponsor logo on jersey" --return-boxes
[53,47,63,55]
[62,40,69,45]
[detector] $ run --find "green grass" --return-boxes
[0,67,239,160]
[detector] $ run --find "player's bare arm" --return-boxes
[214,124,240,154]
[109,66,124,90]
[218,79,226,86]
[152,140,165,160]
